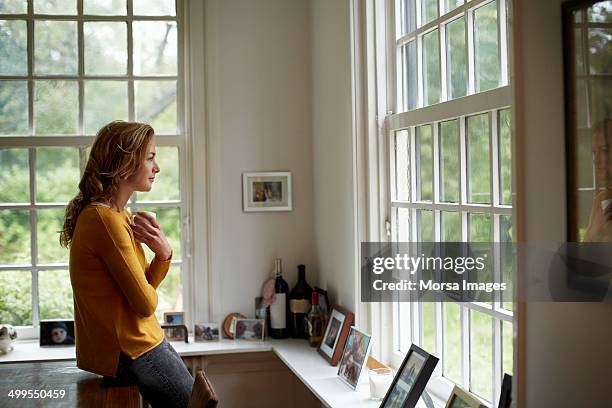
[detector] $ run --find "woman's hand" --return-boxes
[131,212,172,260]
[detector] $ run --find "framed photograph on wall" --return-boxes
[380,344,439,408]
[318,305,354,366]
[336,327,372,390]
[445,385,486,408]
[242,171,292,212]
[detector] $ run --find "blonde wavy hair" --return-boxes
[60,121,155,248]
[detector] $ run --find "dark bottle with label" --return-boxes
[269,258,290,339]
[289,264,313,338]
[306,292,324,347]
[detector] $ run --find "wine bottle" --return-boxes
[269,258,289,339]
[306,292,324,347]
[289,265,313,338]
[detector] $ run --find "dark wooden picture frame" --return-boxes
[497,373,512,408]
[380,344,439,408]
[317,304,354,366]
[39,320,75,346]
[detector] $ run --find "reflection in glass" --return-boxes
[398,0,417,37]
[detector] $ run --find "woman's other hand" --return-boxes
[131,212,172,260]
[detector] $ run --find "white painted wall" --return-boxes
[204,0,316,321]
[514,0,612,405]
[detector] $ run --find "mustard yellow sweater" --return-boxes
[69,204,171,377]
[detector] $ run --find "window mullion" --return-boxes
[440,20,448,102]
[127,0,135,122]
[493,316,502,404]
[461,303,470,388]
[29,147,39,327]
[27,1,34,136]
[77,0,84,134]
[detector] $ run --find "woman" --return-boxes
[60,121,193,407]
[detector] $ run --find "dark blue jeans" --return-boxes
[115,339,194,408]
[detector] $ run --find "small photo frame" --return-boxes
[163,311,185,341]
[497,373,512,408]
[318,305,354,366]
[243,171,292,212]
[194,323,220,341]
[314,287,329,317]
[337,327,372,390]
[233,318,265,341]
[39,320,75,346]
[380,344,439,408]
[445,385,486,408]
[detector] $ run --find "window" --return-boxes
[0,0,188,337]
[387,0,512,404]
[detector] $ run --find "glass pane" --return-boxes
[39,269,74,320]
[588,2,612,22]
[467,113,491,204]
[395,130,410,201]
[83,0,126,15]
[0,148,29,203]
[34,20,77,74]
[399,41,418,111]
[421,302,436,354]
[416,209,434,241]
[499,109,512,205]
[34,0,76,14]
[137,146,180,201]
[423,29,441,106]
[0,0,26,13]
[133,0,175,16]
[446,17,467,99]
[135,80,177,134]
[474,1,499,92]
[399,0,417,37]
[575,28,584,76]
[36,147,80,203]
[416,124,433,201]
[440,120,460,202]
[421,0,438,25]
[588,28,612,74]
[133,206,181,261]
[84,81,128,134]
[576,129,593,188]
[469,213,493,302]
[38,208,69,263]
[500,215,513,310]
[396,207,410,242]
[469,212,491,242]
[398,302,412,352]
[0,209,30,265]
[155,264,182,321]
[443,302,461,384]
[441,211,460,241]
[0,271,32,326]
[576,78,589,129]
[445,0,463,13]
[0,81,28,135]
[502,320,513,375]
[0,20,27,75]
[470,310,493,401]
[84,22,127,75]
[133,21,177,75]
[34,80,78,135]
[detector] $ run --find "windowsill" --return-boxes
[0,338,443,408]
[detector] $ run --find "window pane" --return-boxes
[398,0,416,37]
[467,113,491,204]
[443,302,461,384]
[36,147,80,203]
[576,78,589,129]
[575,28,584,76]
[133,21,177,75]
[446,17,467,99]
[83,0,126,15]
[500,215,513,310]
[399,41,418,111]
[502,320,513,375]
[37,209,68,264]
[0,20,27,75]
[441,211,460,241]
[589,78,612,126]
[469,212,491,242]
[133,0,175,16]
[0,81,28,135]
[396,207,410,242]
[423,29,441,106]
[34,20,77,74]
[0,148,29,203]
[499,109,512,205]
[84,81,128,134]
[0,210,30,265]
[137,146,180,201]
[135,80,177,134]
[416,209,434,241]
[421,0,438,25]
[440,120,460,202]
[34,0,76,14]
[0,271,32,326]
[445,0,463,13]
[474,1,499,92]
[589,2,612,22]
[155,264,183,321]
[416,124,433,201]
[395,130,410,201]
[421,302,436,354]
[34,80,78,135]
[469,213,493,302]
[470,309,493,401]
[133,206,181,261]
[588,28,612,74]
[0,0,26,13]
[39,269,74,320]
[84,22,127,75]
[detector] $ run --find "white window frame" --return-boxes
[0,0,194,340]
